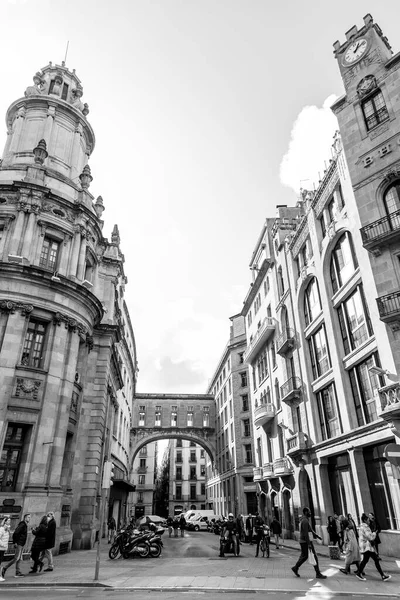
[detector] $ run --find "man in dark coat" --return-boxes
[40,512,56,572]
[2,513,31,578]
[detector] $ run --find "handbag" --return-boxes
[308,549,317,566]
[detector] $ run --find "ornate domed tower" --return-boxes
[0,64,137,550]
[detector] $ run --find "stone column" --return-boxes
[8,106,26,155]
[70,124,82,181]
[21,210,37,259]
[47,327,81,488]
[313,457,334,523]
[8,207,26,256]
[58,234,72,276]
[0,216,15,259]
[69,227,81,278]
[77,231,87,281]
[43,104,56,148]
[348,448,374,516]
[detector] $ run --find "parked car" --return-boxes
[137,515,167,529]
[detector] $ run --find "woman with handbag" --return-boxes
[30,516,48,573]
[339,519,361,575]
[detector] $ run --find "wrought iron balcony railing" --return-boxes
[280,376,302,405]
[360,209,400,250]
[276,327,296,356]
[376,290,400,321]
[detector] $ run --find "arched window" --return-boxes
[330,232,358,294]
[274,378,281,410]
[383,181,400,230]
[277,267,285,297]
[362,89,389,131]
[304,278,321,326]
[266,386,271,404]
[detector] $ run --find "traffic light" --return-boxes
[102,460,115,489]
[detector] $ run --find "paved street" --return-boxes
[0,531,399,598]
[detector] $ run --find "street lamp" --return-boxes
[368,365,399,382]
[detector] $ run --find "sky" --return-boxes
[1,1,400,394]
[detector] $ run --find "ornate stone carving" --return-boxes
[79,165,93,190]
[357,75,377,98]
[25,72,46,97]
[15,378,41,400]
[53,312,87,336]
[0,301,34,317]
[33,139,48,165]
[49,74,63,97]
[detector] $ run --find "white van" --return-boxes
[186,512,222,531]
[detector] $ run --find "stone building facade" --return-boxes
[168,439,207,516]
[0,63,137,551]
[206,315,256,517]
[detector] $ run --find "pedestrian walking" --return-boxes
[270,516,282,549]
[327,516,339,545]
[30,516,48,573]
[1,513,30,579]
[347,514,358,540]
[0,517,11,581]
[107,516,116,544]
[339,519,361,575]
[172,517,179,537]
[245,514,253,544]
[179,513,186,538]
[236,514,244,542]
[166,515,174,538]
[254,512,264,557]
[40,512,56,572]
[356,513,391,581]
[368,513,381,557]
[291,507,326,579]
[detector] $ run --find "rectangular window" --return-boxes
[239,352,244,364]
[176,439,182,447]
[308,325,330,380]
[0,424,29,491]
[362,90,389,131]
[257,349,268,384]
[171,411,177,427]
[187,411,193,427]
[176,466,182,480]
[240,372,248,387]
[138,474,145,485]
[176,485,182,500]
[316,383,341,440]
[139,458,146,469]
[201,483,205,495]
[176,451,182,463]
[320,215,327,238]
[190,484,197,500]
[155,406,161,427]
[338,286,373,354]
[190,451,196,462]
[244,444,253,464]
[349,353,383,426]
[243,419,250,437]
[40,238,60,271]
[242,394,249,411]
[61,83,69,100]
[190,466,196,480]
[21,319,47,368]
[200,464,206,476]
[137,492,144,503]
[200,449,205,458]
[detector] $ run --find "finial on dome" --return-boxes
[94,195,105,218]
[33,139,48,165]
[79,164,93,190]
[111,225,120,245]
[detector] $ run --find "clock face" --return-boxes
[343,38,368,65]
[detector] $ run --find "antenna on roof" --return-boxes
[64,41,70,64]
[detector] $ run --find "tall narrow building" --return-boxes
[0,63,137,550]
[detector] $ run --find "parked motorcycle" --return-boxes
[109,525,134,559]
[147,527,164,558]
[109,527,150,559]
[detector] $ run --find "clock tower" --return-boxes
[331,15,400,378]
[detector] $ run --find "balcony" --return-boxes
[262,462,274,478]
[360,210,400,255]
[136,466,148,473]
[376,382,400,421]
[253,467,262,481]
[244,317,276,364]
[377,291,400,327]
[280,376,302,405]
[273,457,293,476]
[286,431,307,457]
[276,327,296,356]
[254,403,276,428]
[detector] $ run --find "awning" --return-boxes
[112,478,136,492]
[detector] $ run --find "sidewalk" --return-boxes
[1,536,398,597]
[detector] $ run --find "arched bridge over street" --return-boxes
[131,393,216,466]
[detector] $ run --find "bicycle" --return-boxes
[260,530,270,558]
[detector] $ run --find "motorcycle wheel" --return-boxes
[137,542,150,558]
[149,543,162,558]
[109,543,121,559]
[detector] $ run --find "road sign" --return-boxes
[384,443,400,467]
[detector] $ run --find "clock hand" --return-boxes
[353,42,360,53]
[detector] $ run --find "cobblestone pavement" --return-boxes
[0,536,399,597]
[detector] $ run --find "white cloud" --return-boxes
[279,94,339,194]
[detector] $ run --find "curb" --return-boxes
[0,584,398,596]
